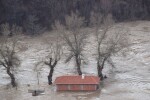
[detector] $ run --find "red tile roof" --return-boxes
[55,75,100,85]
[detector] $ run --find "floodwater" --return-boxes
[0,21,150,100]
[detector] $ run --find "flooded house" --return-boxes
[55,75,100,91]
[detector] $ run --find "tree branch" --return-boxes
[0,61,7,68]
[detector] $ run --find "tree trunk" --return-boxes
[97,57,108,80]
[7,69,16,87]
[46,59,58,85]
[98,66,103,80]
[97,62,104,80]
[76,57,82,75]
[48,66,54,85]
[37,72,40,85]
[77,66,82,75]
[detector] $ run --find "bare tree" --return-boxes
[34,61,43,86]
[0,36,20,87]
[0,23,11,36]
[54,12,88,75]
[44,39,63,85]
[91,12,129,80]
[0,23,22,36]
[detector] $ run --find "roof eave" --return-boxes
[55,83,99,85]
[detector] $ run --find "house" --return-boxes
[55,75,100,91]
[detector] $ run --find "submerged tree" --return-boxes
[91,12,129,80]
[44,38,63,85]
[0,23,22,36]
[0,23,11,36]
[34,61,43,86]
[55,12,88,75]
[0,37,20,87]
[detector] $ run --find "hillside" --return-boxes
[1,0,150,33]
